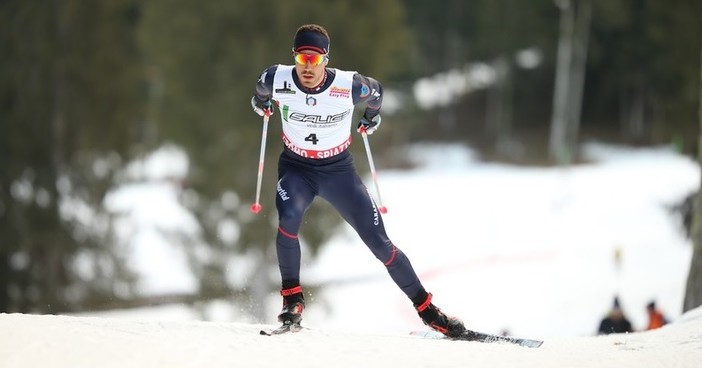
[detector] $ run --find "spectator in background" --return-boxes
[645,300,668,330]
[598,297,633,334]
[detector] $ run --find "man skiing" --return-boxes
[250,24,466,337]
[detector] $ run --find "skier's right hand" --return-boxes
[251,96,274,117]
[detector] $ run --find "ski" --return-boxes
[457,329,543,348]
[410,329,543,348]
[259,321,304,336]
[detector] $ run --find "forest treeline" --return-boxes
[1,0,700,316]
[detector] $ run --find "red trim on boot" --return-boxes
[280,286,303,296]
[416,293,433,312]
[430,322,449,335]
[290,303,304,314]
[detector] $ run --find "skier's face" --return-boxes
[293,50,328,89]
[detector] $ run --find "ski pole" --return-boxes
[250,112,271,214]
[360,129,388,214]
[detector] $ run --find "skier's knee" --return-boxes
[277,202,304,228]
[379,244,405,267]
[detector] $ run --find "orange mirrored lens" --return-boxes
[294,53,326,66]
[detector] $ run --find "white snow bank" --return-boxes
[1,308,701,368]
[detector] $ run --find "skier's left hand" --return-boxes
[357,114,382,135]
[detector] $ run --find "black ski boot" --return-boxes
[278,285,305,325]
[414,292,466,338]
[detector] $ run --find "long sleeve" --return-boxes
[254,65,278,102]
[352,73,383,119]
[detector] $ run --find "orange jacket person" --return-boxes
[646,301,668,330]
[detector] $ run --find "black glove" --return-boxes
[251,96,274,117]
[356,114,382,135]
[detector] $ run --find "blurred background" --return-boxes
[1,0,701,334]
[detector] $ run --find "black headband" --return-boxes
[293,30,330,54]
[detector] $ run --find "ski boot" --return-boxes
[414,292,466,338]
[278,285,305,325]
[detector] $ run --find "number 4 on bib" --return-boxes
[304,133,319,145]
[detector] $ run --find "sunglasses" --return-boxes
[294,53,328,66]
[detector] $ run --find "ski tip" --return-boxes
[500,337,544,348]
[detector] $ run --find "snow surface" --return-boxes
[1,307,702,368]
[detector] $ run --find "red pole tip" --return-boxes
[250,203,262,214]
[379,206,388,214]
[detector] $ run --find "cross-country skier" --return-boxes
[250,24,465,337]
